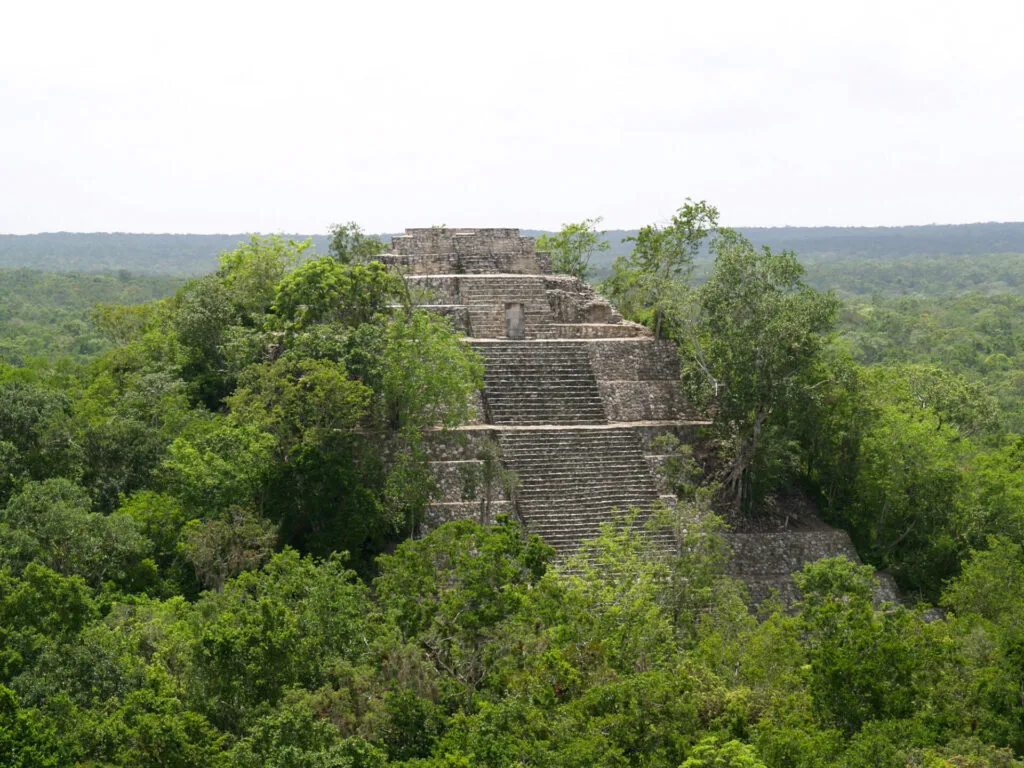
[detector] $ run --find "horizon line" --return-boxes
[3,220,1024,238]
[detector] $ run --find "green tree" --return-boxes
[118,491,191,573]
[162,422,277,515]
[794,558,933,735]
[0,685,60,768]
[536,217,610,280]
[327,222,386,264]
[603,200,719,339]
[79,416,167,512]
[226,696,386,768]
[270,258,404,331]
[681,736,767,768]
[683,230,840,511]
[181,506,276,592]
[216,234,306,326]
[377,311,484,433]
[0,381,81,502]
[227,356,372,462]
[842,400,963,593]
[0,478,154,590]
[170,274,237,409]
[374,517,552,710]
[958,439,1024,548]
[0,563,97,679]
[187,549,374,731]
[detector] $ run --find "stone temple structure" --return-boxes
[383,228,898,603]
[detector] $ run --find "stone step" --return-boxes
[483,361,593,368]
[521,516,657,525]
[490,395,608,400]
[517,504,656,514]
[534,530,676,550]
[486,405,608,412]
[518,481,653,487]
[489,407,605,414]
[505,457,648,465]
[489,405,606,414]
[508,468,657,481]
[519,489,653,498]
[503,442,643,450]
[486,374,595,380]
[481,351,592,358]
[518,487,655,494]
[473,345,595,355]
[484,360,595,367]
[502,444,644,454]
[485,387,603,394]
[521,501,662,513]
[496,426,663,554]
[515,475,651,483]
[490,416,607,425]
[513,467,654,476]
[484,371,598,378]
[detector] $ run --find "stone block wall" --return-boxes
[549,323,649,338]
[634,422,705,496]
[544,275,625,324]
[725,531,902,607]
[392,228,529,255]
[458,276,554,339]
[584,339,696,422]
[598,380,687,422]
[424,428,515,529]
[424,501,515,528]
[429,305,471,334]
[408,276,461,304]
[406,275,557,339]
[585,339,681,379]
[385,228,550,275]
[429,458,511,504]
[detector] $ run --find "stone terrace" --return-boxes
[387,227,892,600]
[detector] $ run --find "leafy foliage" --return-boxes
[2,214,1024,765]
[603,199,719,339]
[328,222,387,264]
[535,217,610,279]
[683,231,840,511]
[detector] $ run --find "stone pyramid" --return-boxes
[384,228,897,602]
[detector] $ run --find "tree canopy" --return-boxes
[1,212,1023,765]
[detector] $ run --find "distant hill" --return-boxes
[2,223,1024,276]
[0,233,333,275]
[525,222,1024,270]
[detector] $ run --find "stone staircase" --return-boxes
[456,253,515,274]
[475,341,606,425]
[457,277,554,339]
[498,427,668,555]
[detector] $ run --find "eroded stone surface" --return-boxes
[726,532,902,607]
[390,227,889,605]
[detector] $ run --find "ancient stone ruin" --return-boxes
[383,227,898,603]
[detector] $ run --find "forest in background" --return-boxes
[1,217,1024,766]
[4,222,1024,276]
[0,270,184,365]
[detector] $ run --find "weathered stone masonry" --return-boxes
[385,227,894,601]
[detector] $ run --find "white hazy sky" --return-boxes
[1,0,1022,234]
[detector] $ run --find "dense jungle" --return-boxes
[1,212,1023,767]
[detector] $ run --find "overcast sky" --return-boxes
[2,0,1022,234]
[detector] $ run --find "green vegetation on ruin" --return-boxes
[0,216,1022,766]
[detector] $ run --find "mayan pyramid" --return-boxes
[383,228,898,602]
